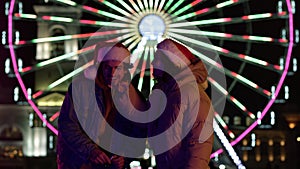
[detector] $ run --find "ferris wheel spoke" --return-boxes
[163,0,174,11]
[21,45,94,74]
[116,0,137,14]
[188,45,271,98]
[172,0,207,17]
[170,12,288,27]
[167,0,185,14]
[15,29,132,46]
[157,0,166,13]
[32,61,93,99]
[214,112,236,139]
[169,28,288,45]
[168,32,282,72]
[208,77,256,119]
[153,0,160,12]
[173,0,249,22]
[93,0,132,17]
[137,46,150,91]
[49,0,135,23]
[14,13,130,28]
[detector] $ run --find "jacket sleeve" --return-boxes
[58,84,99,162]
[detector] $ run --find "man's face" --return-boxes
[101,60,125,88]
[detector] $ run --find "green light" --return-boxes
[231,97,246,111]
[19,13,37,19]
[214,113,227,128]
[95,21,128,27]
[48,62,92,89]
[36,52,76,67]
[32,35,72,43]
[164,0,174,10]
[208,78,228,95]
[173,4,192,16]
[244,55,267,66]
[168,0,184,13]
[51,16,73,22]
[248,36,272,42]
[174,13,195,21]
[55,0,76,6]
[247,13,272,20]
[102,1,131,16]
[216,0,234,8]
[168,32,223,52]
[236,74,258,88]
[169,18,228,27]
[98,10,126,21]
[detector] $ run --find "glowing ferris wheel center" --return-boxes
[138,14,165,40]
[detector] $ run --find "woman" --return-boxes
[56,41,146,169]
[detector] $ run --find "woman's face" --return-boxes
[101,60,125,88]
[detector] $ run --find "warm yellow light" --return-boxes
[242,139,248,146]
[289,122,296,129]
[280,140,285,146]
[255,154,261,162]
[243,151,248,161]
[256,139,261,146]
[268,139,274,146]
[269,154,274,162]
[280,155,286,161]
[297,137,300,142]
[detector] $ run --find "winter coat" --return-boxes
[56,75,147,169]
[148,60,214,169]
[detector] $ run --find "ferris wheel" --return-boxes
[5,0,296,167]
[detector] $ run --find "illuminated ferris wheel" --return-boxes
[5,0,297,167]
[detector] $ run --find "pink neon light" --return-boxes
[278,12,287,16]
[139,60,147,79]
[80,20,96,24]
[241,16,249,20]
[16,40,26,45]
[279,38,288,43]
[191,0,203,6]
[225,33,233,38]
[49,111,60,122]
[82,5,98,13]
[231,72,237,77]
[238,54,245,59]
[32,90,44,99]
[221,48,230,54]
[195,8,209,15]
[273,65,282,70]
[211,0,294,158]
[263,89,271,96]
[14,13,21,17]
[8,0,58,135]
[224,18,232,22]
[42,16,51,20]
[21,66,32,72]
[242,35,250,40]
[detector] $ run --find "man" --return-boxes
[56,41,146,169]
[148,39,214,169]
